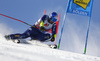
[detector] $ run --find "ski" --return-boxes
[22,39,57,49]
[4,37,57,49]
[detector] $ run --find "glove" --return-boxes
[40,26,45,32]
[50,36,55,42]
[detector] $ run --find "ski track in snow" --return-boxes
[0,34,100,61]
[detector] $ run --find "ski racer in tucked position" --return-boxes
[5,12,58,43]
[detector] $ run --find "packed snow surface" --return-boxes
[0,34,100,61]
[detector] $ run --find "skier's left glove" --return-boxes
[50,34,56,42]
[51,36,55,42]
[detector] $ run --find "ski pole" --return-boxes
[0,14,35,27]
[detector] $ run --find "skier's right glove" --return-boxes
[40,21,45,32]
[40,26,45,32]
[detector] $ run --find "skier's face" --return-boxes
[49,15,58,24]
[49,20,54,24]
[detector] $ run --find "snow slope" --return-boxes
[0,34,100,61]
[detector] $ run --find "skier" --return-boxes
[5,12,58,42]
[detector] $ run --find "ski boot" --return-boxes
[49,44,57,49]
[12,39,20,43]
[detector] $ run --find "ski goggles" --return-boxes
[51,16,58,22]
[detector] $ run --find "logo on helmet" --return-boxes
[49,12,58,22]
